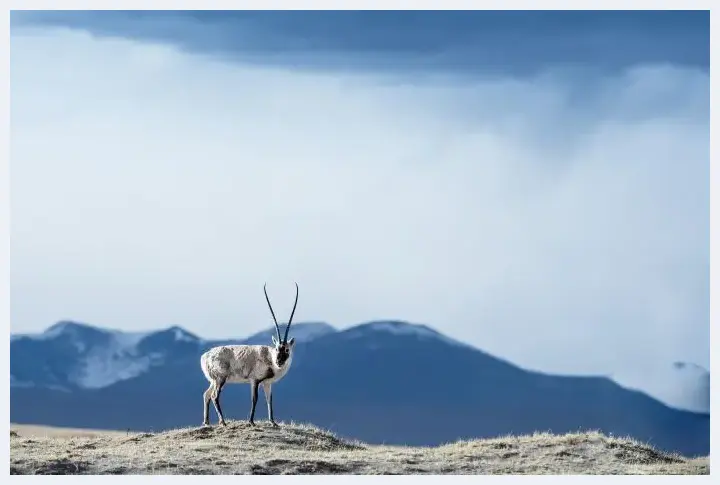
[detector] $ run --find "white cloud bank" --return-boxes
[10,26,709,388]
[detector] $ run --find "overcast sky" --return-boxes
[10,11,709,380]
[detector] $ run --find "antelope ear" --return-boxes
[288,337,296,348]
[271,335,279,346]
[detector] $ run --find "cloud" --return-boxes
[10,25,709,379]
[11,10,710,75]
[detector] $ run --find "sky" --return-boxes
[10,11,709,383]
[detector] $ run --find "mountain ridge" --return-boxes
[10,319,709,412]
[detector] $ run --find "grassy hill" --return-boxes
[10,421,709,475]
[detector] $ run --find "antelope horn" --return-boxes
[283,282,299,343]
[264,283,282,343]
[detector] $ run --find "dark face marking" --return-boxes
[275,343,291,367]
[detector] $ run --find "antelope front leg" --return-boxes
[248,380,260,426]
[262,382,278,426]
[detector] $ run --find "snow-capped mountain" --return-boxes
[10,319,710,457]
[338,320,474,349]
[10,321,205,390]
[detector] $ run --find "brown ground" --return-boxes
[10,423,128,438]
[9,421,710,475]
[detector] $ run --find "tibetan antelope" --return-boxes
[200,282,299,427]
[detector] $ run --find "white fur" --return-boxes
[200,337,296,426]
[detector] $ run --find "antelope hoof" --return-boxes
[249,420,256,426]
[220,421,227,427]
[271,421,279,427]
[202,421,209,427]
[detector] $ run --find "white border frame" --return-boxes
[2,1,715,481]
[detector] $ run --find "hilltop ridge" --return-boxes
[9,421,709,475]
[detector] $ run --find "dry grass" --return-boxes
[9,421,709,475]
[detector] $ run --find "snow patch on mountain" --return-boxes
[70,330,157,388]
[172,326,199,342]
[75,353,157,389]
[111,330,152,348]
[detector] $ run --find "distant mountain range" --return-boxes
[10,320,709,457]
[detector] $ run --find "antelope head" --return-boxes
[264,282,299,367]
